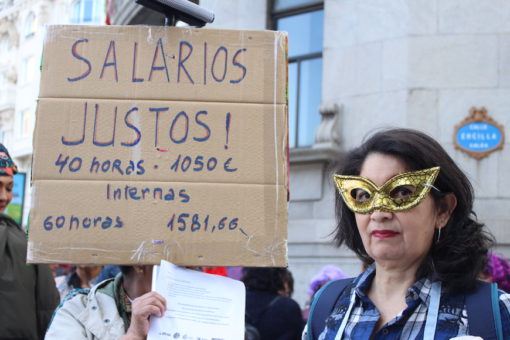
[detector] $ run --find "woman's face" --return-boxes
[0,175,13,213]
[355,153,441,268]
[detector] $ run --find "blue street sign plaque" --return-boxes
[454,107,505,159]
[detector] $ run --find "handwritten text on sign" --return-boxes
[55,102,236,174]
[40,25,287,104]
[39,100,247,235]
[30,25,288,266]
[67,38,247,85]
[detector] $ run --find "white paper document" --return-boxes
[148,260,246,340]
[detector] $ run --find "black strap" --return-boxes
[308,278,354,340]
[466,280,498,340]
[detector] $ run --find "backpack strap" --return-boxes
[491,283,504,340]
[466,280,502,340]
[307,278,354,340]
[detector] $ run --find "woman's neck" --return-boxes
[372,262,418,293]
[371,255,425,292]
[367,263,419,332]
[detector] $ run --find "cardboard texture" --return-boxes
[29,25,288,266]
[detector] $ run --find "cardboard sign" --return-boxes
[28,25,288,266]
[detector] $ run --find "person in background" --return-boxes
[46,265,166,340]
[49,264,73,277]
[203,266,228,276]
[480,252,510,292]
[55,264,103,299]
[96,264,121,282]
[243,267,304,340]
[0,143,60,339]
[302,265,348,320]
[226,266,243,280]
[278,268,295,297]
[308,265,348,298]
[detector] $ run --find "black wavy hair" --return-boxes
[333,128,494,293]
[242,267,287,293]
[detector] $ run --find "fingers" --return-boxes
[124,292,167,339]
[132,291,167,318]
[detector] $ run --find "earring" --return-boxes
[436,228,442,243]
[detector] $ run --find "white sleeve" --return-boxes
[45,294,91,340]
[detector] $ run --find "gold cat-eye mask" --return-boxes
[333,167,440,214]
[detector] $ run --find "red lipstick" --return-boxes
[372,230,399,239]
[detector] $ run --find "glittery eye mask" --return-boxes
[333,167,440,214]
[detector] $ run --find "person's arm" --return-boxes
[274,298,305,340]
[288,299,306,340]
[45,294,90,340]
[35,263,60,338]
[119,291,166,340]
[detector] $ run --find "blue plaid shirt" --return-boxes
[309,265,510,340]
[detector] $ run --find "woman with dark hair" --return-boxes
[243,267,304,340]
[46,265,166,340]
[305,128,510,339]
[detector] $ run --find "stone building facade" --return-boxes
[0,0,105,226]
[1,0,509,307]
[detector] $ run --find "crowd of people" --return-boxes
[3,127,510,340]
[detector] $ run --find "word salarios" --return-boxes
[68,38,248,85]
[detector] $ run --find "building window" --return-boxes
[0,35,8,54]
[20,55,37,85]
[0,72,6,104]
[18,108,32,137]
[24,12,36,38]
[272,0,323,148]
[72,0,105,24]
[0,1,14,12]
[0,72,6,89]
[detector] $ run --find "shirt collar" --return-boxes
[352,264,375,298]
[410,276,435,306]
[118,281,133,313]
[352,264,435,307]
